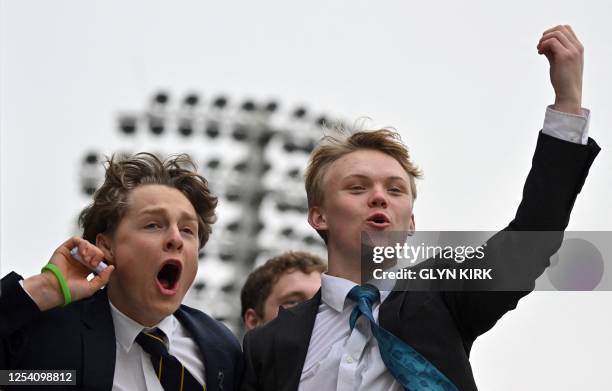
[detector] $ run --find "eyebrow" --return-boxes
[342,174,408,182]
[138,207,198,222]
[278,291,309,301]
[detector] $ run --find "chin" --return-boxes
[167,295,185,309]
[150,305,179,322]
[155,296,183,313]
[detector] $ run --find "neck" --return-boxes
[107,285,164,327]
[326,244,363,284]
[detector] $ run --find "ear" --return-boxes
[408,214,416,234]
[243,308,263,331]
[95,233,115,265]
[307,206,328,231]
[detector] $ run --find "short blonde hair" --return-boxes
[304,128,422,241]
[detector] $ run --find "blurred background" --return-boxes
[1,1,611,389]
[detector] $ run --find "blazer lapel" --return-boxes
[80,289,116,391]
[175,308,226,391]
[273,289,321,391]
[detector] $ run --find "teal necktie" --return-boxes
[348,285,458,391]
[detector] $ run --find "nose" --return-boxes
[367,186,388,208]
[164,225,184,252]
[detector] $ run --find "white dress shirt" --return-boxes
[298,106,591,391]
[109,301,206,391]
[299,273,402,391]
[18,281,207,390]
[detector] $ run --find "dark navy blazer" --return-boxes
[0,272,244,391]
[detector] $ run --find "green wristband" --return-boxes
[41,263,72,306]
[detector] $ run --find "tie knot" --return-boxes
[135,328,169,357]
[348,284,380,307]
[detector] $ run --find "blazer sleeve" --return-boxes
[0,272,44,368]
[440,132,600,342]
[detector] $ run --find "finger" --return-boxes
[88,246,106,269]
[552,26,582,51]
[564,25,579,42]
[77,240,104,266]
[55,236,83,256]
[53,237,89,270]
[563,25,584,53]
[540,27,583,55]
[537,37,559,55]
[53,238,103,278]
[89,265,115,291]
[537,37,567,57]
[53,236,88,261]
[539,30,574,52]
[542,24,565,36]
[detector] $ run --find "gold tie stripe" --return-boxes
[136,328,204,391]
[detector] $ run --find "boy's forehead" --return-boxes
[123,184,197,218]
[324,149,409,184]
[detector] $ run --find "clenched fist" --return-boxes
[537,25,584,115]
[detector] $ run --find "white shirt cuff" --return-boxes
[18,278,36,301]
[542,105,590,145]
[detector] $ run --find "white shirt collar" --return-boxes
[321,273,392,313]
[109,299,177,353]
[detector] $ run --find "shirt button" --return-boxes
[346,356,354,364]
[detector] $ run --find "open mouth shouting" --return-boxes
[156,260,183,295]
[366,212,391,229]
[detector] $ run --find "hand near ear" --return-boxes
[23,237,115,311]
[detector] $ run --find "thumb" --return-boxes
[538,47,555,64]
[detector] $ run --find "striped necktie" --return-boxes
[348,285,458,391]
[135,328,205,391]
